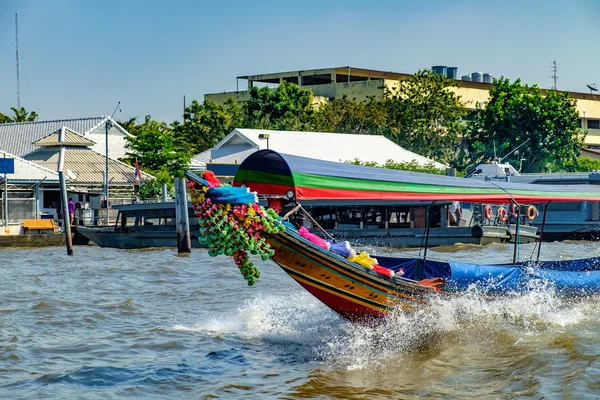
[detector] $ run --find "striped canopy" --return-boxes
[233,150,600,204]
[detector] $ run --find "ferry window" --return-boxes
[364,209,382,226]
[143,217,175,225]
[546,202,581,212]
[588,119,600,129]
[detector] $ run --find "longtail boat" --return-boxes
[186,150,600,321]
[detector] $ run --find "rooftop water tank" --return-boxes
[461,75,472,81]
[432,65,447,76]
[483,73,493,84]
[471,72,483,83]
[446,67,458,80]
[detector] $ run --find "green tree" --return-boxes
[347,158,448,175]
[117,117,141,136]
[244,81,314,130]
[311,96,387,135]
[384,69,466,165]
[0,106,38,123]
[125,115,191,182]
[564,156,600,172]
[172,98,241,155]
[138,170,176,200]
[465,77,584,173]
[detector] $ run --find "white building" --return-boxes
[193,128,447,179]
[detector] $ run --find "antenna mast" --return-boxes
[15,13,21,109]
[550,60,558,90]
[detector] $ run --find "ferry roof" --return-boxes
[233,150,600,204]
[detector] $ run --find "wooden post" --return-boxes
[58,130,73,255]
[175,178,191,253]
[58,171,73,255]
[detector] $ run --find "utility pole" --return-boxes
[15,13,20,109]
[550,60,558,90]
[104,102,121,226]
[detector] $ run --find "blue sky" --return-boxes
[0,0,599,123]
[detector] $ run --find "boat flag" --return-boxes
[134,159,142,185]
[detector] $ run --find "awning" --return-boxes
[233,150,600,204]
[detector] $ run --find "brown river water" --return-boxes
[1,241,600,399]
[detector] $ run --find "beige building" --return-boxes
[205,66,600,152]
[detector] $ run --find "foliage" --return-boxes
[347,158,450,175]
[564,156,600,172]
[244,81,314,130]
[0,106,38,123]
[117,117,141,136]
[310,96,387,135]
[383,69,466,165]
[138,178,175,200]
[465,77,584,173]
[172,98,242,155]
[124,115,191,182]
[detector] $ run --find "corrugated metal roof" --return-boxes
[24,147,154,185]
[0,116,128,157]
[193,128,447,169]
[33,127,96,147]
[193,144,258,164]
[0,151,60,182]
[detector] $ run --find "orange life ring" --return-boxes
[497,207,508,222]
[526,205,538,220]
[510,204,518,218]
[484,205,493,220]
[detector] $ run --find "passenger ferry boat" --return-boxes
[468,162,600,241]
[77,201,204,249]
[294,200,538,248]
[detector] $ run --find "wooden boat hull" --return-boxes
[78,227,207,249]
[265,230,438,320]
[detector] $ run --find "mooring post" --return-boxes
[56,129,73,255]
[175,177,191,253]
[58,170,73,255]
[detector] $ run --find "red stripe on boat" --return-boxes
[296,281,386,321]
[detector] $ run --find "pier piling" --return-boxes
[175,178,191,254]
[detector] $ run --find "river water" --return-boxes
[2,241,600,399]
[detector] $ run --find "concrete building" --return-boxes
[23,127,153,224]
[205,66,600,150]
[0,151,60,234]
[0,125,154,229]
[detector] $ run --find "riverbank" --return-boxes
[0,227,91,247]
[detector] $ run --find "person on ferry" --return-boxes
[448,200,462,226]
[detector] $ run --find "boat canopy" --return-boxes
[232,150,600,204]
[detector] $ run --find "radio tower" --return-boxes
[550,60,558,90]
[15,13,21,109]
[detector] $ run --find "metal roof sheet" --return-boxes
[0,151,60,181]
[23,147,154,185]
[0,116,128,157]
[33,127,96,147]
[193,128,447,168]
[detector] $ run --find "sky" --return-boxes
[0,0,599,123]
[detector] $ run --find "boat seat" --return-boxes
[23,219,59,234]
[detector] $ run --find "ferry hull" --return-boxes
[77,227,206,249]
[265,231,437,320]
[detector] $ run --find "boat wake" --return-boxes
[321,287,599,370]
[173,287,600,371]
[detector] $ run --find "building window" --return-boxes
[43,191,61,209]
[588,119,600,130]
[578,119,582,128]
